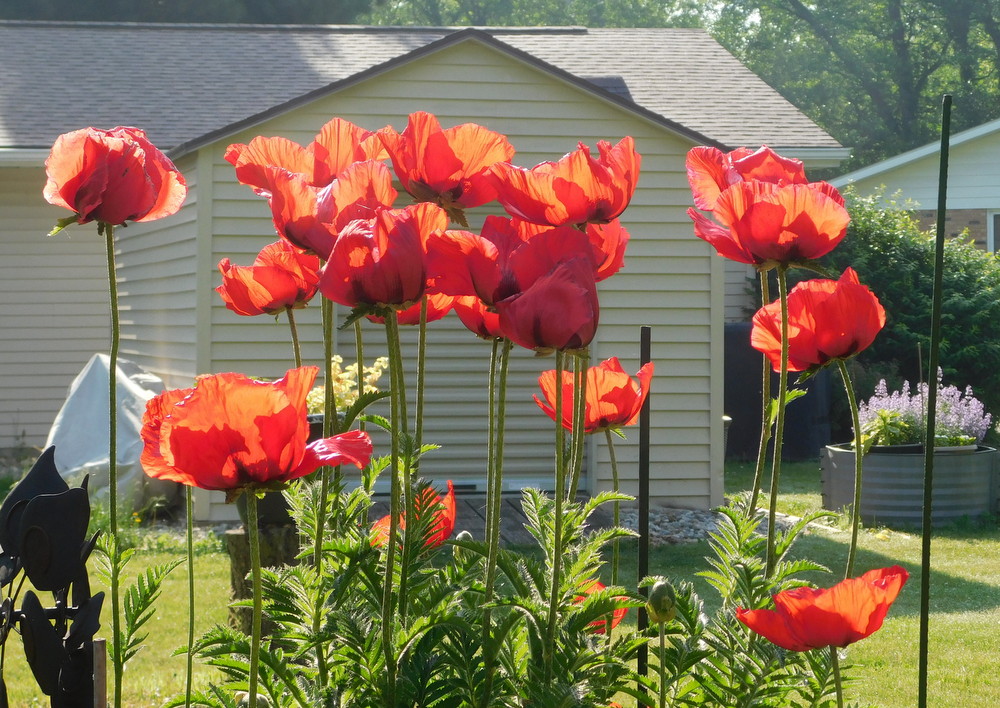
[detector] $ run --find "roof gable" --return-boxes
[0,21,842,155]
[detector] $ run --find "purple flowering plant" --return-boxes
[859,371,993,447]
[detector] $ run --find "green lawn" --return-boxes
[3,460,997,707]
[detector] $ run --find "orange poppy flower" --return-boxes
[487,137,640,227]
[574,579,628,634]
[751,267,886,372]
[686,145,807,212]
[365,292,455,326]
[535,357,654,434]
[452,296,505,340]
[737,565,909,651]
[140,367,372,499]
[268,160,397,257]
[371,480,457,549]
[319,203,448,309]
[379,111,515,225]
[216,240,320,316]
[44,126,186,227]
[225,116,385,194]
[688,180,849,268]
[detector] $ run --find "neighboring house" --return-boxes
[0,21,846,521]
[832,117,1000,250]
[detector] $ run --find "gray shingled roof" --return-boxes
[0,21,841,152]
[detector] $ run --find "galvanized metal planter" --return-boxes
[821,444,999,528]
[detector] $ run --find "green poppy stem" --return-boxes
[837,359,864,579]
[658,622,667,708]
[568,349,589,501]
[605,429,621,587]
[766,266,790,577]
[354,321,366,433]
[185,487,194,708]
[415,297,428,467]
[103,222,124,708]
[830,645,844,708]
[544,350,567,682]
[246,493,263,708]
[286,307,302,369]
[480,337,511,707]
[749,272,772,513]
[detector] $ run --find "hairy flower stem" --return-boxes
[380,313,408,703]
[568,350,589,501]
[658,623,667,708]
[544,351,567,682]
[103,222,124,708]
[415,298,428,469]
[185,487,194,708]
[354,321,366,433]
[838,360,864,579]
[480,338,511,707]
[831,646,844,708]
[246,494,263,708]
[605,429,621,587]
[766,267,790,577]
[286,307,302,368]
[749,273,772,513]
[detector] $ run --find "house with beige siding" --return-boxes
[832,117,1000,250]
[0,21,846,520]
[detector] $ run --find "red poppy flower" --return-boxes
[268,160,397,257]
[379,111,515,225]
[686,145,807,212]
[514,218,629,281]
[365,292,455,326]
[453,296,505,340]
[487,137,640,227]
[574,579,628,634]
[495,256,599,354]
[140,367,372,499]
[216,240,320,316]
[535,357,654,433]
[688,180,849,268]
[319,203,448,309]
[44,126,187,227]
[737,565,909,651]
[225,117,385,195]
[371,480,456,548]
[751,267,886,372]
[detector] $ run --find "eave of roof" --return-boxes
[832,115,1000,187]
[167,27,724,159]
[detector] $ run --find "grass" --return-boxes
[2,458,997,707]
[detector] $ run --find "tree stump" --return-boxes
[225,526,300,634]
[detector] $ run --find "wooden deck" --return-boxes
[369,493,616,546]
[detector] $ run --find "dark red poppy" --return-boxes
[487,137,640,227]
[365,292,455,326]
[140,367,372,499]
[535,358,654,433]
[686,145,807,212]
[737,566,909,651]
[514,218,629,281]
[268,160,397,257]
[751,267,886,372]
[379,111,515,225]
[216,240,320,316]
[44,126,187,227]
[426,216,527,306]
[452,296,505,340]
[689,180,849,268]
[225,117,385,194]
[495,256,599,354]
[319,203,448,309]
[371,480,456,548]
[574,579,628,634]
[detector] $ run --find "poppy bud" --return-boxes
[236,692,273,708]
[453,529,474,563]
[647,579,677,624]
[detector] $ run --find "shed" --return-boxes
[832,117,1000,250]
[0,22,846,521]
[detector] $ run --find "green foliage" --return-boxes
[814,189,1000,423]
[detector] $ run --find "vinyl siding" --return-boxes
[0,165,110,448]
[186,40,725,520]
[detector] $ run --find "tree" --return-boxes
[708,1,1000,168]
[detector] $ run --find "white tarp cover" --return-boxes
[45,353,179,510]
